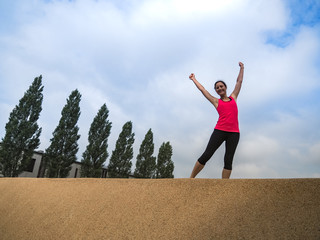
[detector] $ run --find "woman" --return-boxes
[189,62,244,179]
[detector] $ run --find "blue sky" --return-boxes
[0,0,319,178]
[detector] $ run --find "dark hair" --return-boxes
[214,80,227,89]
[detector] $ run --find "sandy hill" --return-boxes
[0,178,319,239]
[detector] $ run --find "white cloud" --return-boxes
[308,142,320,163]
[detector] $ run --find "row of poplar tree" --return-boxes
[0,75,174,178]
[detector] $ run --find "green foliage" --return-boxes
[81,104,112,178]
[44,89,81,178]
[156,142,174,178]
[108,121,135,178]
[134,129,156,178]
[0,76,43,177]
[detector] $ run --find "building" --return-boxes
[18,150,45,178]
[1,150,108,178]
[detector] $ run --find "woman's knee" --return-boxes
[224,163,232,170]
[224,154,234,170]
[198,158,207,165]
[198,148,216,165]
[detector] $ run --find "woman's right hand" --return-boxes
[189,73,195,80]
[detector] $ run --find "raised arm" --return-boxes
[230,62,244,101]
[189,73,219,108]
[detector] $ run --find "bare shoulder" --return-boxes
[201,88,218,108]
[230,93,237,102]
[211,96,219,108]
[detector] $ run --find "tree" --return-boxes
[44,90,81,178]
[81,104,112,178]
[156,142,174,178]
[0,76,43,177]
[108,121,135,178]
[134,129,156,178]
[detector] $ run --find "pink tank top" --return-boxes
[214,96,239,133]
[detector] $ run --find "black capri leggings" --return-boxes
[198,129,240,170]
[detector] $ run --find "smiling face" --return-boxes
[215,81,227,97]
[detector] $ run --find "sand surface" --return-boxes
[0,178,319,239]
